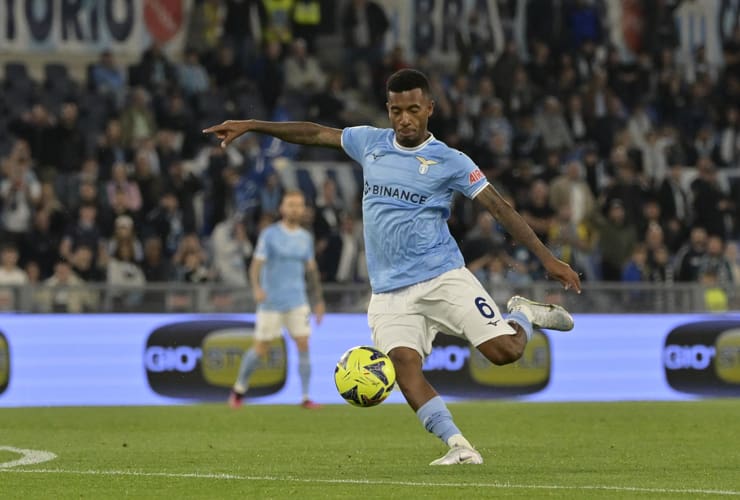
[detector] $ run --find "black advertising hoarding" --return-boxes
[424,330,550,397]
[664,320,740,396]
[0,331,8,395]
[145,320,287,400]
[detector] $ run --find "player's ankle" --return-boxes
[447,433,473,449]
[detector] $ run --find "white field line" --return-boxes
[0,467,738,496]
[0,447,57,468]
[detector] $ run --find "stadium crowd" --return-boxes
[1,0,739,312]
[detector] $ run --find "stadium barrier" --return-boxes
[0,313,738,407]
[0,281,736,314]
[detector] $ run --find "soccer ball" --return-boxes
[334,346,396,407]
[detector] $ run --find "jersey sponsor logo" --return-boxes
[664,321,740,395]
[416,156,438,174]
[144,320,287,400]
[0,332,8,395]
[469,169,484,184]
[363,181,428,205]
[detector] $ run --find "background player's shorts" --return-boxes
[368,267,516,357]
[255,304,311,341]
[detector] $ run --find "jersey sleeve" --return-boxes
[305,231,315,261]
[253,229,271,260]
[341,126,380,163]
[448,152,489,199]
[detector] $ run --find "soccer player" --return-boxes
[205,69,581,464]
[228,190,326,409]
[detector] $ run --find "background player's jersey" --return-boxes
[253,222,314,311]
[341,126,489,293]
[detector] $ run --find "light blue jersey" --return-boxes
[341,126,489,293]
[253,222,314,311]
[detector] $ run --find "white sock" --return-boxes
[447,433,473,449]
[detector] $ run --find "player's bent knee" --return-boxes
[293,336,309,352]
[387,347,424,385]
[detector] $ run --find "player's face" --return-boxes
[280,194,306,224]
[387,88,434,147]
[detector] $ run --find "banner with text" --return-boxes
[0,313,739,407]
[0,0,192,55]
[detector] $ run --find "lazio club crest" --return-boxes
[416,156,438,174]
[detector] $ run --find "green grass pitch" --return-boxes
[0,400,739,499]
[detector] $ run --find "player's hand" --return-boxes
[253,286,266,304]
[313,301,325,326]
[202,120,252,148]
[544,258,582,294]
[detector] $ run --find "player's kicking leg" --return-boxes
[387,347,483,465]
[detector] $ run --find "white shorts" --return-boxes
[368,267,515,357]
[255,304,311,341]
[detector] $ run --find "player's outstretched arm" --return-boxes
[475,184,582,293]
[203,120,343,149]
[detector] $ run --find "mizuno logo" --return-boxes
[487,320,500,326]
[370,152,386,160]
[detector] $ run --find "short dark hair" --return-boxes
[386,69,430,96]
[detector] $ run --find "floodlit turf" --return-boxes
[0,401,738,499]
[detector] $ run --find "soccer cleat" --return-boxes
[507,295,574,331]
[429,445,483,465]
[300,399,322,409]
[228,390,244,409]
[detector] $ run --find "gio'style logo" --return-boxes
[422,331,550,397]
[145,320,287,401]
[664,320,740,396]
[0,332,9,395]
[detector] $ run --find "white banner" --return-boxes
[0,0,192,55]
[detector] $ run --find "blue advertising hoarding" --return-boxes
[0,313,738,407]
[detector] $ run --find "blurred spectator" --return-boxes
[178,48,211,97]
[253,40,285,114]
[36,259,98,313]
[259,171,284,218]
[461,211,506,282]
[535,97,574,152]
[320,212,364,283]
[284,38,326,96]
[163,160,203,229]
[0,244,29,311]
[675,226,708,282]
[622,244,648,282]
[292,0,322,52]
[549,160,596,226]
[520,180,555,244]
[726,241,740,285]
[210,43,246,90]
[50,101,86,206]
[144,192,193,258]
[108,215,144,263]
[106,163,142,215]
[59,203,105,264]
[176,250,212,283]
[132,150,164,217]
[69,245,105,283]
[564,94,589,145]
[96,119,130,180]
[261,0,295,45]
[141,236,174,283]
[0,149,42,243]
[9,106,56,167]
[547,204,596,280]
[591,199,638,281]
[690,158,734,238]
[603,150,648,226]
[90,50,126,107]
[186,0,226,60]
[210,216,253,285]
[20,210,59,279]
[698,236,735,288]
[133,42,176,94]
[106,241,146,310]
[121,88,157,148]
[342,0,389,79]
